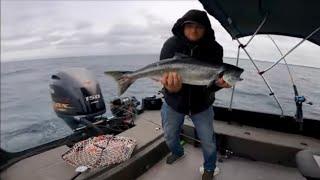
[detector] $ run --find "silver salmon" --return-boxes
[105,55,244,95]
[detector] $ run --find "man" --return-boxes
[159,9,230,180]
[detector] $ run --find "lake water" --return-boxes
[1,54,319,152]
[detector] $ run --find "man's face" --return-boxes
[183,23,205,42]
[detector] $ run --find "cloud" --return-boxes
[0,1,197,61]
[1,1,319,68]
[2,37,45,52]
[75,21,92,30]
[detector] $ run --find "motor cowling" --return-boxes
[49,68,106,130]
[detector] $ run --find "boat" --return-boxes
[1,0,320,179]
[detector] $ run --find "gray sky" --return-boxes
[1,1,319,67]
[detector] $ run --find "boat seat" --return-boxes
[295,149,320,180]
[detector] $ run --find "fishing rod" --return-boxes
[228,14,316,130]
[266,35,308,131]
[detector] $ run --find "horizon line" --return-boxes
[1,54,319,69]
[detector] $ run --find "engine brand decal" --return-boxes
[53,103,72,111]
[85,94,101,102]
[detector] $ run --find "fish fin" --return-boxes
[150,76,161,82]
[173,53,189,59]
[104,71,134,96]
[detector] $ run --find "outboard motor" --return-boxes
[49,68,106,131]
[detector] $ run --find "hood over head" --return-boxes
[172,9,216,43]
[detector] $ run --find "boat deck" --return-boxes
[1,110,319,180]
[138,143,304,180]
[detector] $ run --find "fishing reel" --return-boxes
[294,95,306,131]
[110,96,141,126]
[111,96,140,108]
[295,96,306,106]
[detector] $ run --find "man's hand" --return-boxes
[160,72,182,93]
[215,77,232,88]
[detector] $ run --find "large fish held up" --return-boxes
[105,54,244,96]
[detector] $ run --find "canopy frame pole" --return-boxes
[236,14,268,74]
[244,15,268,47]
[228,45,240,111]
[230,14,284,116]
[260,26,320,74]
[235,38,284,116]
[229,15,283,116]
[237,38,284,115]
[228,15,267,111]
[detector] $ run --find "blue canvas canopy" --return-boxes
[199,0,320,46]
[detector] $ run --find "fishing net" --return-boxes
[62,135,136,169]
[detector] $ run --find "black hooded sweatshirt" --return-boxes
[159,9,223,115]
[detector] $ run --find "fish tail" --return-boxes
[104,71,135,96]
